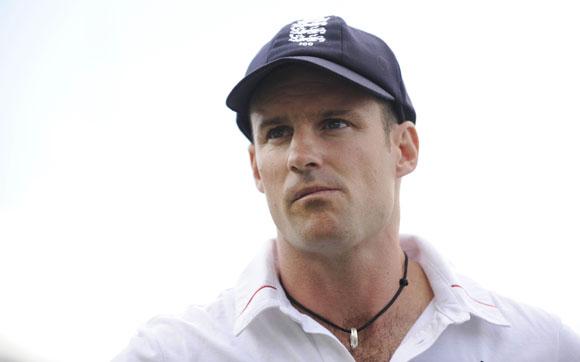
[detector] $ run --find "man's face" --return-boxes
[248,66,418,255]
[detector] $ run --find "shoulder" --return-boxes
[112,289,247,362]
[456,274,559,333]
[490,288,580,359]
[454,275,580,359]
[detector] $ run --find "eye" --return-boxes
[266,125,293,140]
[322,119,350,130]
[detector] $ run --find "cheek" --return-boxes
[258,159,289,228]
[257,152,287,196]
[353,146,395,199]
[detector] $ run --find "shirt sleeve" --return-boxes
[557,322,580,362]
[111,328,165,362]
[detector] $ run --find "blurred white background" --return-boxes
[1,0,579,361]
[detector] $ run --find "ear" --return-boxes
[248,144,264,193]
[394,121,419,177]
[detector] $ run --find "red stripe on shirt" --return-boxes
[240,284,278,315]
[451,284,498,308]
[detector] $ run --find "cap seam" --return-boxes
[339,18,344,63]
[265,39,276,63]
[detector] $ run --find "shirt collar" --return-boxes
[233,235,510,336]
[400,234,510,327]
[232,240,288,335]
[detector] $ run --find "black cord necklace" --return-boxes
[280,252,409,349]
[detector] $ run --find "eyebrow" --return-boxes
[256,117,286,135]
[321,109,353,118]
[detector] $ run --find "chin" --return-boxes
[275,204,356,252]
[292,221,355,254]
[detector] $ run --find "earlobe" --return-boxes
[395,122,419,177]
[249,144,264,193]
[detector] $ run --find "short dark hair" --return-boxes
[378,100,397,136]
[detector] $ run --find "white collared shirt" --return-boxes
[113,236,580,361]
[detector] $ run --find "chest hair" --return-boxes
[326,303,421,361]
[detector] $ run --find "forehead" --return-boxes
[249,64,375,114]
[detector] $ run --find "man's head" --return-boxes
[226,16,419,254]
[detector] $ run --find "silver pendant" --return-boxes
[350,328,359,349]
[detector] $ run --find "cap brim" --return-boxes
[226,56,395,141]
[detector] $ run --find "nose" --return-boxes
[287,129,322,173]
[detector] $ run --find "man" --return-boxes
[114,16,580,361]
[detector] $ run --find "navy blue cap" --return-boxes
[226,16,415,141]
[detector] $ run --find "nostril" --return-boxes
[290,161,317,174]
[288,153,319,172]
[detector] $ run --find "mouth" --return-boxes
[291,186,341,203]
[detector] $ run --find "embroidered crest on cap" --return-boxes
[288,16,330,47]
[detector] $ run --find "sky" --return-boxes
[1,0,579,361]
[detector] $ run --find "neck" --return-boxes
[276,231,415,328]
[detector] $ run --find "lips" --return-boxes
[291,185,341,203]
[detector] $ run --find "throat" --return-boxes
[279,252,410,350]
